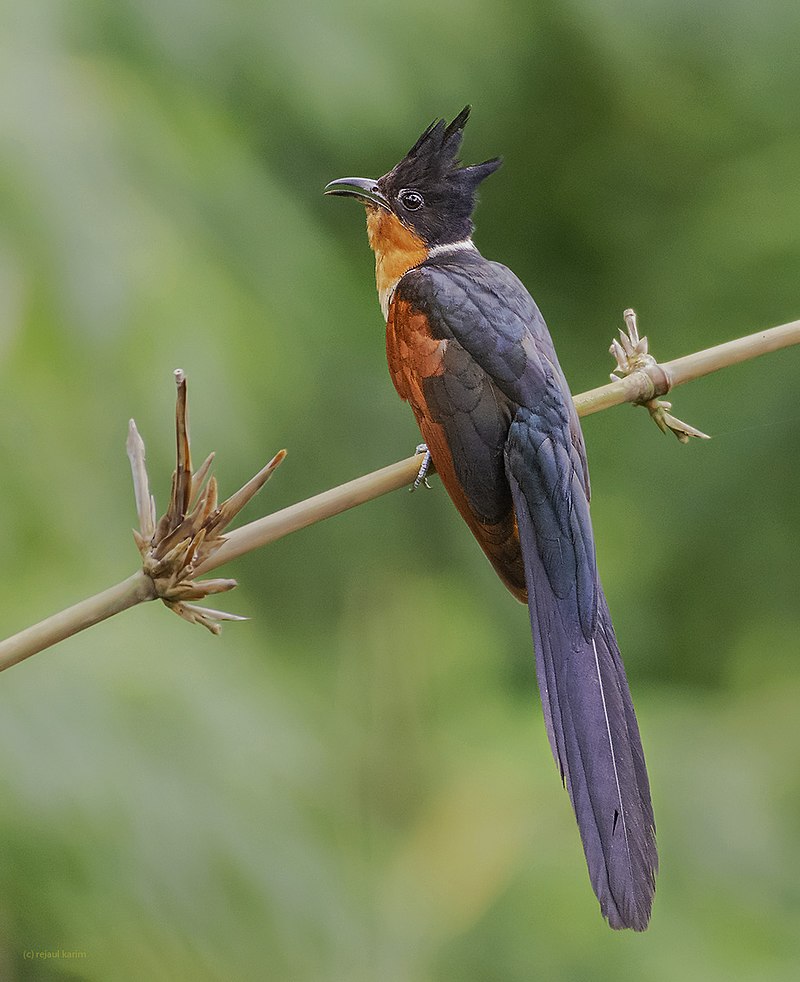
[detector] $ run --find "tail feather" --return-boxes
[509,474,657,930]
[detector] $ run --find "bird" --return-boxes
[324,106,657,930]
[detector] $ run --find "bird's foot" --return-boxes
[411,443,433,491]
[610,308,710,444]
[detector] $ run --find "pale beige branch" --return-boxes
[0,572,155,672]
[572,315,800,415]
[195,455,421,574]
[202,315,800,572]
[1,312,798,672]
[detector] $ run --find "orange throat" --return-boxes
[366,207,428,319]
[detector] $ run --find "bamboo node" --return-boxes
[610,309,709,443]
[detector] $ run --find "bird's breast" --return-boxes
[385,295,447,407]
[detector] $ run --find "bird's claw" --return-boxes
[610,308,710,443]
[411,444,433,491]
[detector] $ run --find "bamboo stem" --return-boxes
[1,315,798,671]
[200,317,800,573]
[196,455,418,573]
[573,318,800,416]
[0,572,155,672]
[663,318,800,387]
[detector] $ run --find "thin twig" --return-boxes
[0,314,798,672]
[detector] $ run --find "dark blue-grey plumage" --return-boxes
[395,249,658,929]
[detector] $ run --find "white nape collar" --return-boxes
[426,238,477,258]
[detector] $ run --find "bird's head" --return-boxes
[325,106,501,251]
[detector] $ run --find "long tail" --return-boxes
[507,470,658,930]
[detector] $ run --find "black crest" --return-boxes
[378,106,502,245]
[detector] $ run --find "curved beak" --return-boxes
[324,177,390,210]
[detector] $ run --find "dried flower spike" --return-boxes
[126,370,286,633]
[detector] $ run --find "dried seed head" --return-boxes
[126,372,286,633]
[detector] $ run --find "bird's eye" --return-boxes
[399,189,424,211]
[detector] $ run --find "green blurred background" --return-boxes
[1,1,799,979]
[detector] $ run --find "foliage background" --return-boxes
[1,1,799,979]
